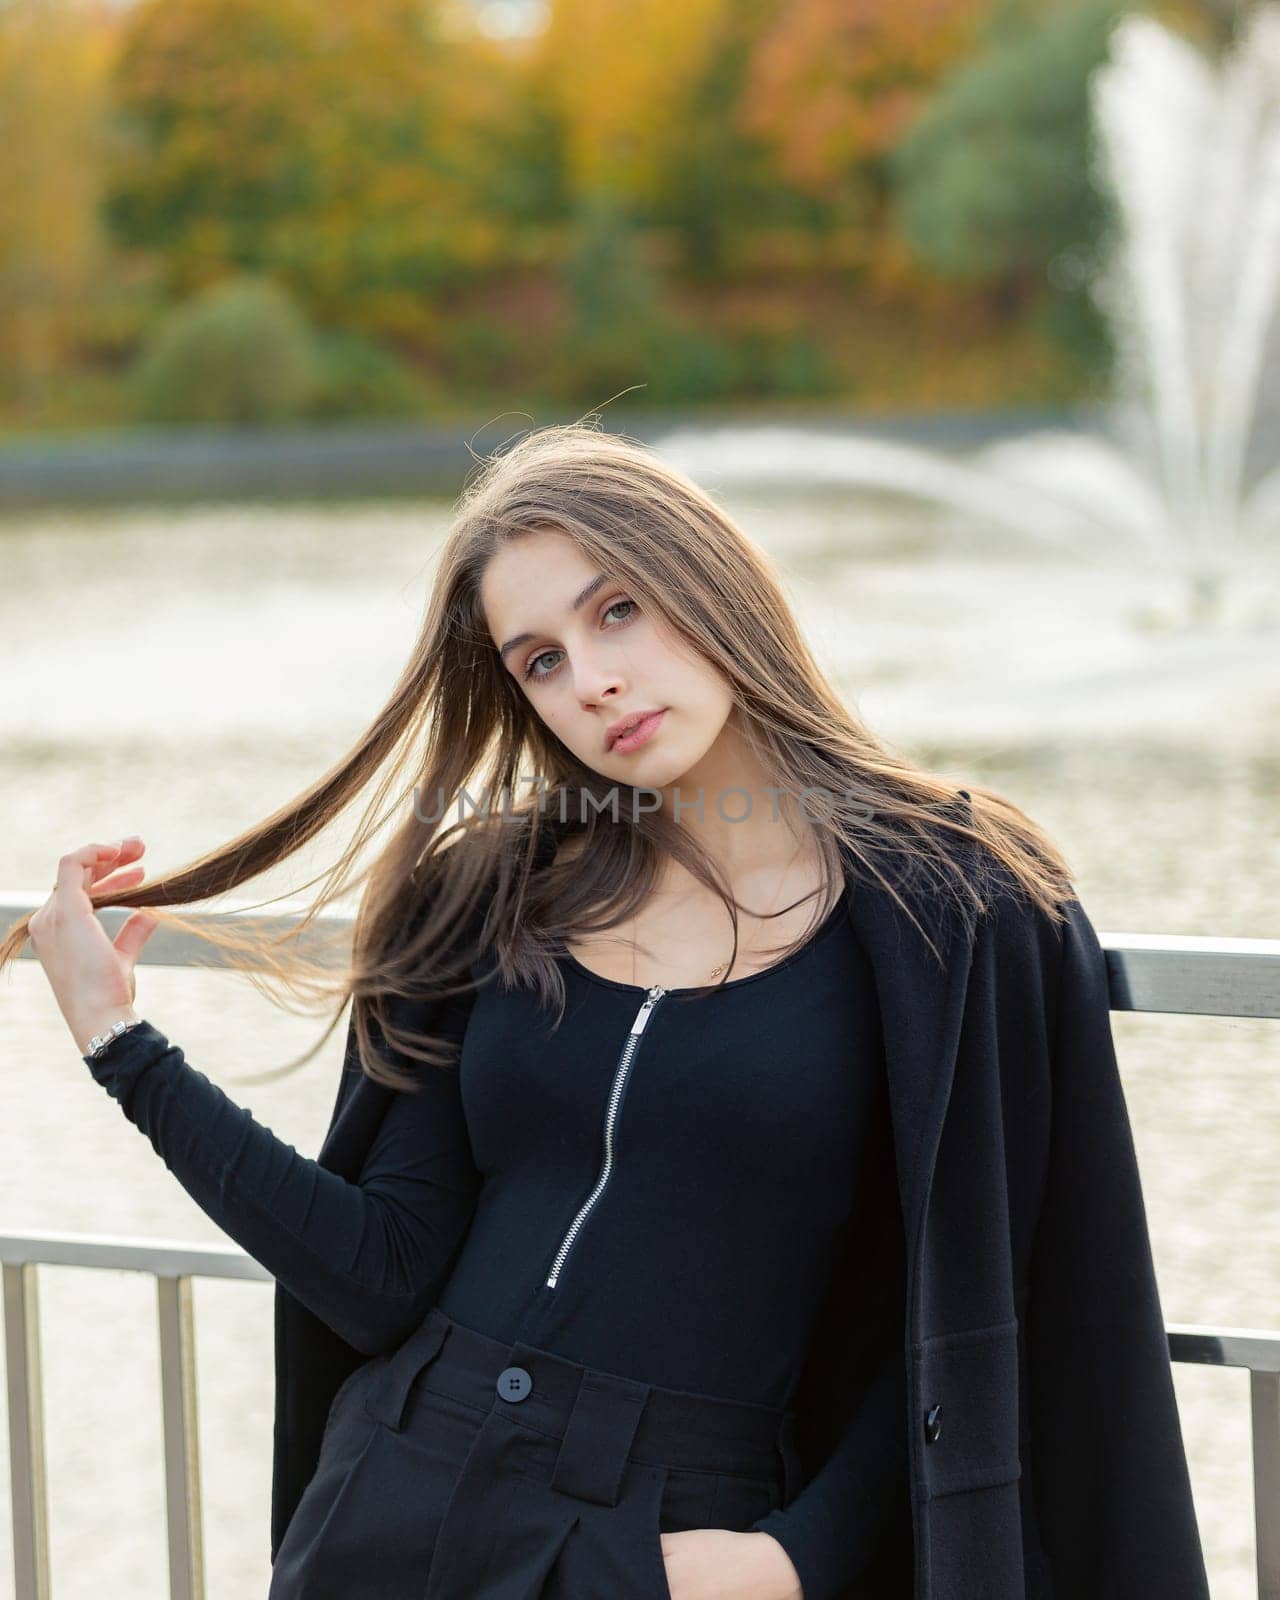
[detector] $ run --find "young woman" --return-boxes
[10,422,1209,1600]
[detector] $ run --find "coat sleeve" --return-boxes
[1025,897,1210,1597]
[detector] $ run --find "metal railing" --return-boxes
[1,1233,270,1600]
[2,896,1278,1599]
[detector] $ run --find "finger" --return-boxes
[56,838,144,899]
[53,844,124,906]
[90,837,146,882]
[89,863,148,899]
[114,910,159,968]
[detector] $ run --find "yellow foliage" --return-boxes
[533,0,731,200]
[107,0,532,330]
[0,0,119,405]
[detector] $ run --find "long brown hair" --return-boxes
[2,418,1075,1092]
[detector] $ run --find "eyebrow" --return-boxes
[497,572,611,662]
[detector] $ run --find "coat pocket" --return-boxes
[911,1317,1021,1499]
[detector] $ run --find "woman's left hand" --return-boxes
[659,1528,803,1599]
[26,838,158,1052]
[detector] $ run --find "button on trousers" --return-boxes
[269,1305,805,1599]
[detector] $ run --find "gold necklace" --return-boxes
[630,836,807,988]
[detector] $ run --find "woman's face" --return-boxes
[481,527,735,789]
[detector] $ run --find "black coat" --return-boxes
[271,808,1211,1598]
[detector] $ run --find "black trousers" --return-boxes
[269,1305,805,1599]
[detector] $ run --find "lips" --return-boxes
[607,708,666,752]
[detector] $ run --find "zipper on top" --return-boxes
[544,985,666,1289]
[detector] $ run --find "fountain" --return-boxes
[654,8,1280,632]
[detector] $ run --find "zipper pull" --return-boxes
[631,986,664,1034]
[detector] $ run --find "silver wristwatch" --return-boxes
[85,1018,143,1059]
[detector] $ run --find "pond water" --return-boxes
[1,486,1276,1597]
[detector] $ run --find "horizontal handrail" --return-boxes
[1169,1325,1280,1373]
[4,892,1280,1019]
[1,1231,1276,1357]
[0,1230,273,1281]
[0,892,356,974]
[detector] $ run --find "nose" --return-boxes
[574,659,626,707]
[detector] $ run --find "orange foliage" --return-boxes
[741,0,987,195]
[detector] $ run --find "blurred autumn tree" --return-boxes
[3,0,1228,429]
[103,0,555,344]
[531,0,807,278]
[532,0,729,203]
[737,0,988,279]
[887,0,1124,347]
[883,0,1221,376]
[0,0,117,417]
[649,0,824,277]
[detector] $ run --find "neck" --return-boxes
[649,712,809,878]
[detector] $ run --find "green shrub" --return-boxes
[434,314,521,393]
[558,190,731,403]
[304,329,434,419]
[563,190,665,344]
[130,276,321,424]
[643,323,738,403]
[554,315,732,406]
[729,326,839,398]
[888,0,1121,283]
[557,195,839,405]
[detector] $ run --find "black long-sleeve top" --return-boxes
[83,884,910,1600]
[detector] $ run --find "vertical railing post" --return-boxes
[3,1261,51,1600]
[1254,1368,1280,1600]
[156,1274,205,1600]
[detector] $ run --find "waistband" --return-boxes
[367,1304,803,1489]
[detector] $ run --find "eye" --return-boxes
[521,597,638,683]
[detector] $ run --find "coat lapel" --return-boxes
[841,851,978,1312]
[317,1042,395,1177]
